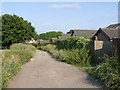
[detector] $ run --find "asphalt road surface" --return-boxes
[8,50,102,88]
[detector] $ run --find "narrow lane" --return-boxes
[8,50,101,88]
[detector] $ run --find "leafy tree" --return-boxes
[67,30,73,34]
[2,14,37,48]
[38,31,63,40]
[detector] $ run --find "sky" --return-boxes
[2,2,118,34]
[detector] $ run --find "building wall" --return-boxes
[72,32,76,36]
[94,40,112,57]
[97,32,109,41]
[112,38,120,62]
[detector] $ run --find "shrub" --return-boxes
[65,48,91,67]
[87,54,120,88]
[56,37,91,50]
[2,44,36,88]
[32,43,39,47]
[40,44,92,67]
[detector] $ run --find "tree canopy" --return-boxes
[2,14,37,48]
[38,31,63,40]
[67,30,73,34]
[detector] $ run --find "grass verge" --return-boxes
[39,44,92,67]
[86,55,120,88]
[2,44,36,88]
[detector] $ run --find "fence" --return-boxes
[94,40,113,58]
[112,38,120,62]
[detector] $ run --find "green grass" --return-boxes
[39,44,92,67]
[2,44,36,88]
[40,44,120,88]
[0,50,2,89]
[86,54,120,88]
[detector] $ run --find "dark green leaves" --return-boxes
[2,14,37,48]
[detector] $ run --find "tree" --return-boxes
[38,31,63,40]
[67,30,73,34]
[2,14,37,48]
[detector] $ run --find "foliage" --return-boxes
[66,30,73,34]
[38,31,63,40]
[65,48,91,67]
[2,44,36,88]
[40,43,92,67]
[56,37,91,50]
[32,43,39,47]
[87,54,120,88]
[2,14,38,48]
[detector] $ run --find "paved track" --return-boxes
[8,50,101,88]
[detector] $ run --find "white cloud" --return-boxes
[49,3,80,9]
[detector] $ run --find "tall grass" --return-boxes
[87,54,120,88]
[2,44,36,88]
[40,44,92,67]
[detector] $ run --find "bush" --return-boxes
[40,44,92,67]
[87,54,120,88]
[65,48,91,67]
[56,37,91,50]
[2,44,36,88]
[32,43,39,47]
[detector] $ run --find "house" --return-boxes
[58,34,71,39]
[71,29,97,38]
[24,38,36,43]
[50,38,58,43]
[40,40,49,45]
[29,38,36,43]
[93,28,119,41]
[36,39,43,43]
[106,23,120,28]
[24,40,29,43]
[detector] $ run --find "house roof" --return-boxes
[71,29,97,38]
[59,34,71,39]
[40,40,49,44]
[24,40,29,43]
[51,38,58,40]
[94,28,119,40]
[106,23,120,28]
[36,39,43,43]
[101,28,119,39]
[51,38,58,42]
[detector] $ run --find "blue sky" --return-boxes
[2,2,118,34]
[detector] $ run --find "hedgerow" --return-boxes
[40,37,94,67]
[56,37,91,50]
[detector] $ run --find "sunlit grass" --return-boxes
[2,44,36,88]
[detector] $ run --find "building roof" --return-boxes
[94,28,119,40]
[24,40,29,43]
[101,28,119,39]
[59,34,71,39]
[71,29,97,38]
[51,38,58,42]
[106,23,120,28]
[51,38,58,40]
[40,40,49,44]
[36,39,43,43]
